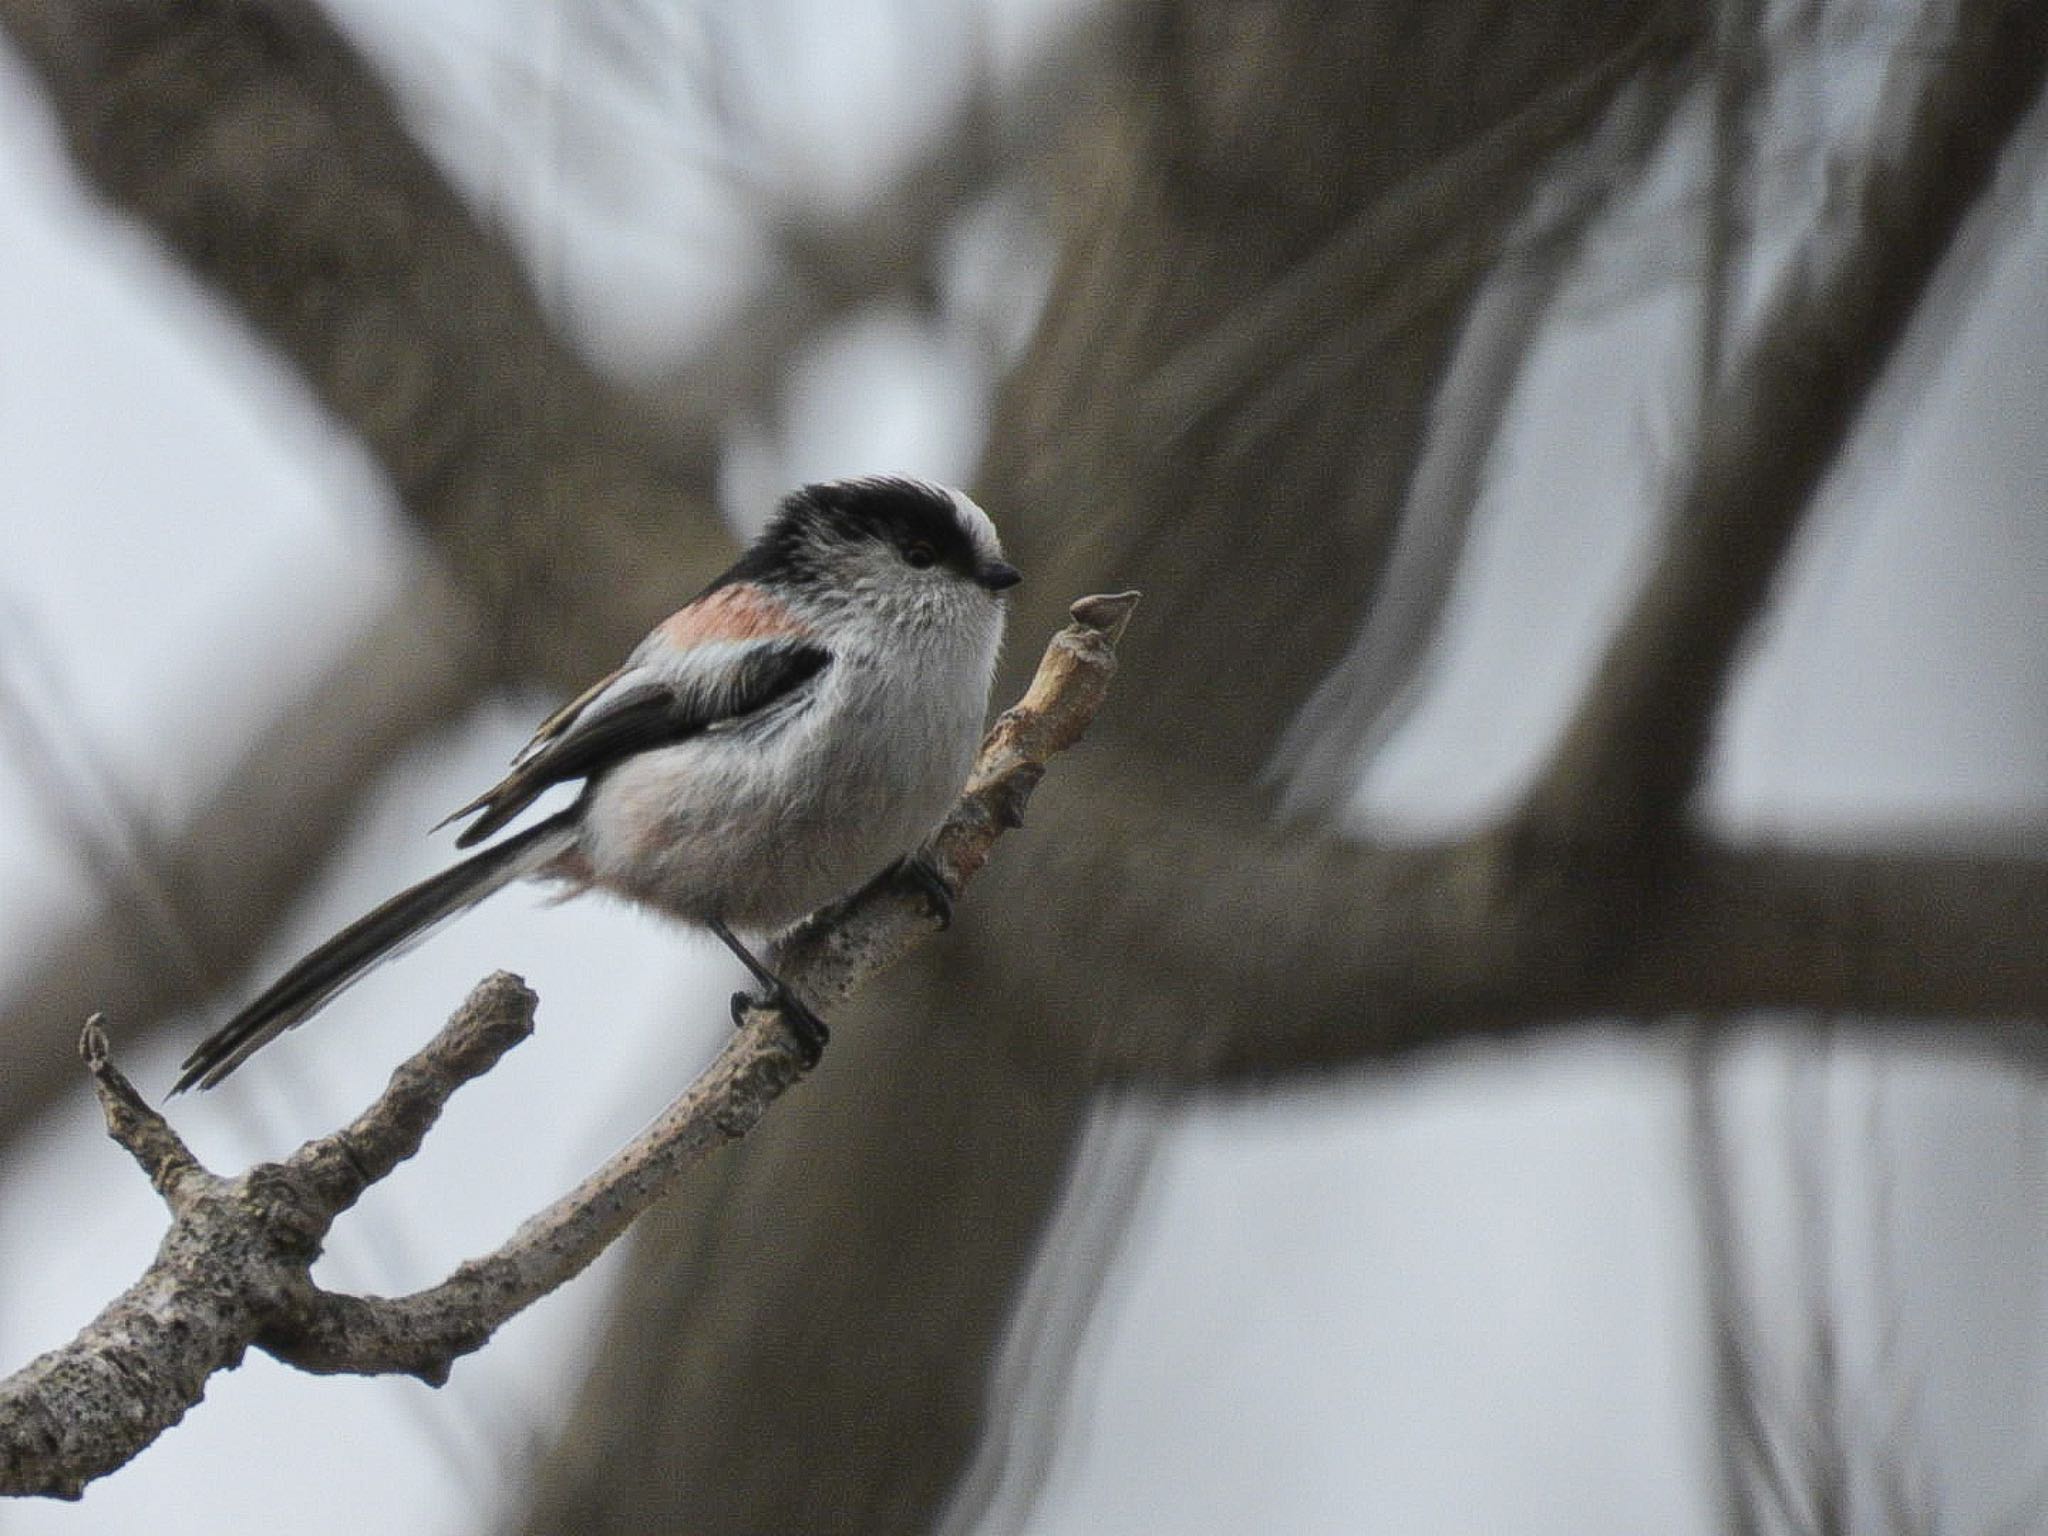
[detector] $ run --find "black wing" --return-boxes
[444,640,830,848]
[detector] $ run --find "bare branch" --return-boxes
[0,595,1135,1499]
[1528,0,2048,850]
[79,1015,203,1205]
[288,972,541,1214]
[267,1006,806,1384]
[0,978,537,1501]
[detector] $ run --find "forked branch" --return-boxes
[0,594,1138,1500]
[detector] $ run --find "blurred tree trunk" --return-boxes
[517,4,1691,1531]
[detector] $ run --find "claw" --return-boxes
[895,854,955,929]
[710,916,827,1067]
[778,989,829,1068]
[987,766,1040,832]
[730,986,829,1068]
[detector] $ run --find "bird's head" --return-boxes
[747,475,1020,631]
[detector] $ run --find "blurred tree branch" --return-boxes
[636,11,1107,440]
[0,570,490,1135]
[1526,0,2048,859]
[977,0,2048,1082]
[994,805,2048,1080]
[0,0,726,681]
[0,596,1134,1501]
[1274,28,1687,816]
[0,0,1087,674]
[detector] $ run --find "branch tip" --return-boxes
[79,1012,110,1071]
[1068,590,1141,640]
[79,1014,203,1201]
[296,968,546,1207]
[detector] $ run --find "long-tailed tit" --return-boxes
[174,475,1020,1092]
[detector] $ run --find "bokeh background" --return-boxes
[0,1,2044,1531]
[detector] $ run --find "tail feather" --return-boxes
[174,812,577,1093]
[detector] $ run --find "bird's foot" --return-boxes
[729,985,830,1068]
[893,853,955,929]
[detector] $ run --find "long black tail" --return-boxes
[174,812,578,1093]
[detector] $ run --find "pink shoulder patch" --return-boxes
[657,584,809,648]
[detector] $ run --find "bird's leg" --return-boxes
[708,916,828,1066]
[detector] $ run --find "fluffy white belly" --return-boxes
[574,667,977,928]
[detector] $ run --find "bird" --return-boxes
[173,474,1021,1093]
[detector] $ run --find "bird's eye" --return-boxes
[904,542,937,569]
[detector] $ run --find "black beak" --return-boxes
[976,560,1023,592]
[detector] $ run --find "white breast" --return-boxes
[578,607,1000,930]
